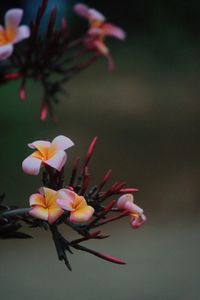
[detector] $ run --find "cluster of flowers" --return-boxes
[0,135,146,270]
[0,1,126,120]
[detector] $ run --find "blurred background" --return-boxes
[0,0,200,299]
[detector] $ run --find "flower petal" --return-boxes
[117,194,133,209]
[74,4,90,19]
[5,9,23,40]
[43,187,57,207]
[57,189,76,201]
[52,135,74,151]
[29,206,48,221]
[88,8,105,22]
[74,195,87,210]
[0,44,13,60]
[29,193,45,207]
[93,39,109,55]
[87,27,102,36]
[126,201,143,215]
[45,150,67,171]
[22,155,42,175]
[48,207,63,224]
[69,205,94,223]
[131,214,146,229]
[57,199,73,211]
[56,189,76,211]
[14,25,30,43]
[28,140,51,151]
[102,23,126,40]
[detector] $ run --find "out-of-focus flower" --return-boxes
[74,3,126,70]
[29,187,63,224]
[117,194,146,229]
[0,9,30,60]
[57,189,94,223]
[22,135,74,175]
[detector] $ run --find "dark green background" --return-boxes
[0,1,200,299]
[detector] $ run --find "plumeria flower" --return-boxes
[74,3,126,70]
[29,187,64,224]
[0,9,30,60]
[57,189,94,224]
[22,135,74,175]
[117,194,146,229]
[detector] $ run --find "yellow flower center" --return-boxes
[32,144,57,162]
[0,30,9,45]
[0,27,16,45]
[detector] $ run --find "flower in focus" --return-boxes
[22,135,74,175]
[0,9,30,60]
[29,187,64,224]
[74,3,126,70]
[57,189,94,223]
[117,194,146,229]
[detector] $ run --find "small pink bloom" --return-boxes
[57,189,94,224]
[0,9,30,60]
[29,187,64,224]
[74,3,126,71]
[117,194,146,229]
[22,135,74,175]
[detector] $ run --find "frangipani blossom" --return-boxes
[29,187,63,224]
[57,189,94,224]
[0,9,30,60]
[22,135,74,175]
[74,3,126,70]
[117,194,146,229]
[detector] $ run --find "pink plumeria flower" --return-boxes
[29,187,64,224]
[117,194,146,229]
[57,189,94,224]
[74,3,126,70]
[0,9,30,60]
[22,135,74,175]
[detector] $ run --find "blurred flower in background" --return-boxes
[0,9,30,60]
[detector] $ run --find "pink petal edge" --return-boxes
[22,155,42,175]
[0,44,13,60]
[52,135,74,151]
[45,150,67,171]
[5,9,23,31]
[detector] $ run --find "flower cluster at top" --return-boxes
[0,135,146,270]
[0,0,126,120]
[0,9,30,60]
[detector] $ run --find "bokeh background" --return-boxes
[1,1,200,299]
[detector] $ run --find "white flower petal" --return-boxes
[103,23,126,40]
[74,4,90,18]
[88,8,105,22]
[0,44,13,60]
[5,9,23,31]
[56,189,76,211]
[28,140,51,150]
[14,25,30,43]
[52,135,74,151]
[117,194,133,209]
[22,155,42,175]
[45,151,67,171]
